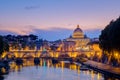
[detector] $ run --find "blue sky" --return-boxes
[0,0,120,41]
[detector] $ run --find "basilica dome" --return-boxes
[72,25,84,38]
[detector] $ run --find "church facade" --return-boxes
[65,25,90,51]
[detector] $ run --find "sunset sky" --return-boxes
[0,0,120,41]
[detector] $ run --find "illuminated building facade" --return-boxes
[66,25,90,51]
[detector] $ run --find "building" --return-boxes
[87,38,102,60]
[65,25,90,51]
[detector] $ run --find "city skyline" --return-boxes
[0,0,120,40]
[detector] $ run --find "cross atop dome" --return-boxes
[72,25,84,39]
[74,25,83,33]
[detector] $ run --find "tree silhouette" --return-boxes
[50,44,58,51]
[99,17,120,52]
[0,36,4,56]
[99,17,120,65]
[50,44,58,57]
[0,36,9,57]
[29,34,38,40]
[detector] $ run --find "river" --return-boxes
[0,59,119,80]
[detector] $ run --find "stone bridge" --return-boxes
[2,50,92,59]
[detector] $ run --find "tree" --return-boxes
[29,34,38,40]
[0,36,4,56]
[99,17,120,65]
[0,35,9,57]
[50,44,58,57]
[99,17,120,52]
[50,44,58,51]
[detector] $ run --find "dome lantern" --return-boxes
[72,25,84,38]
[77,25,79,28]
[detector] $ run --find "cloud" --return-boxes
[31,27,73,41]
[31,27,101,40]
[0,30,18,35]
[0,25,73,41]
[24,5,40,10]
[47,27,72,31]
[0,25,102,40]
[0,25,36,35]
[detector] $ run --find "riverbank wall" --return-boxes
[78,59,120,79]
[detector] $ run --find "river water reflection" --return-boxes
[1,59,119,80]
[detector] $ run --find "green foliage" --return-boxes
[99,17,120,52]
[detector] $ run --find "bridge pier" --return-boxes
[34,57,40,65]
[0,60,10,75]
[15,58,23,65]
